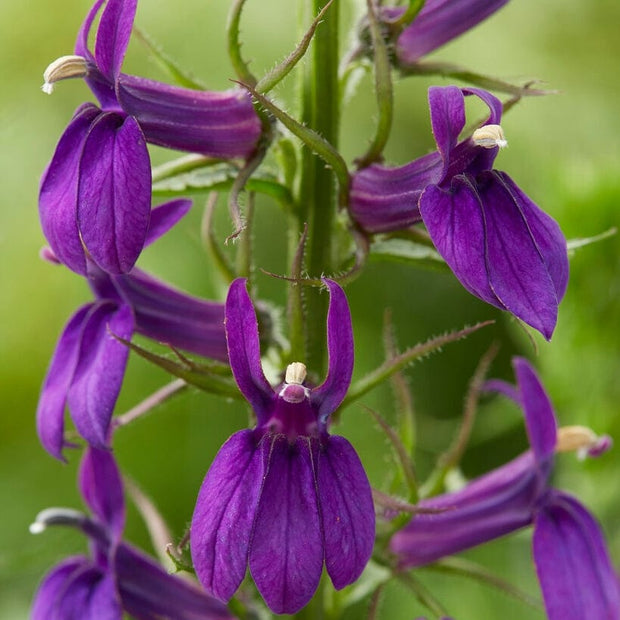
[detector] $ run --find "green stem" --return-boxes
[298,0,340,376]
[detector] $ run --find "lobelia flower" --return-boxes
[380,0,510,67]
[390,357,619,620]
[40,0,262,276]
[30,446,235,620]
[37,199,228,460]
[191,279,375,615]
[350,86,568,339]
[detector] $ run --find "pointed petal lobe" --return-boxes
[420,176,500,307]
[36,304,94,460]
[225,279,274,422]
[477,171,560,338]
[311,280,354,421]
[144,199,192,247]
[191,430,266,602]
[79,447,125,542]
[513,357,557,464]
[39,104,101,275]
[94,0,136,82]
[32,557,89,620]
[249,436,323,615]
[319,436,374,589]
[78,112,151,274]
[67,302,133,449]
[533,491,620,620]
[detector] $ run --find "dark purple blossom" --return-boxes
[37,200,228,460]
[31,446,234,620]
[350,86,568,339]
[40,0,261,276]
[382,0,510,66]
[191,279,374,615]
[390,357,619,620]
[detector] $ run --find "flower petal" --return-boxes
[94,0,136,82]
[249,436,324,615]
[395,0,510,64]
[32,557,89,620]
[390,452,544,567]
[533,491,620,620]
[428,86,465,169]
[319,436,374,589]
[77,112,151,274]
[349,151,441,233]
[36,304,94,460]
[495,171,569,303]
[113,269,228,362]
[79,447,125,543]
[513,357,557,464]
[39,103,101,276]
[191,430,266,602]
[144,199,192,247]
[84,572,122,620]
[116,544,234,620]
[311,280,354,421]
[225,279,274,423]
[54,564,119,620]
[476,171,562,339]
[117,78,262,159]
[420,176,501,308]
[75,0,104,61]
[67,302,133,449]
[429,86,500,180]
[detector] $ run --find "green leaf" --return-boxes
[370,238,449,272]
[116,336,242,399]
[401,60,557,99]
[152,163,293,207]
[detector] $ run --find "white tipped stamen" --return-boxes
[29,522,46,535]
[42,55,89,94]
[472,124,508,149]
[556,426,599,455]
[285,362,307,386]
[29,507,86,534]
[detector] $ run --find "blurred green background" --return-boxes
[1,0,619,618]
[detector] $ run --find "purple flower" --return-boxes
[191,279,375,614]
[350,86,568,339]
[390,357,619,620]
[383,0,510,66]
[36,200,228,460]
[31,446,234,620]
[40,0,261,276]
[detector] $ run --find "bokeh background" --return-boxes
[1,0,619,617]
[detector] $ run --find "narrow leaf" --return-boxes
[133,26,206,90]
[370,238,449,272]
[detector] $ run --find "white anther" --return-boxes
[42,55,89,94]
[285,362,307,385]
[472,124,508,149]
[556,426,599,456]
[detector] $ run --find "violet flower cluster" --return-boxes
[40,0,261,276]
[390,358,619,619]
[31,446,233,620]
[191,279,374,614]
[350,86,568,340]
[29,0,618,618]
